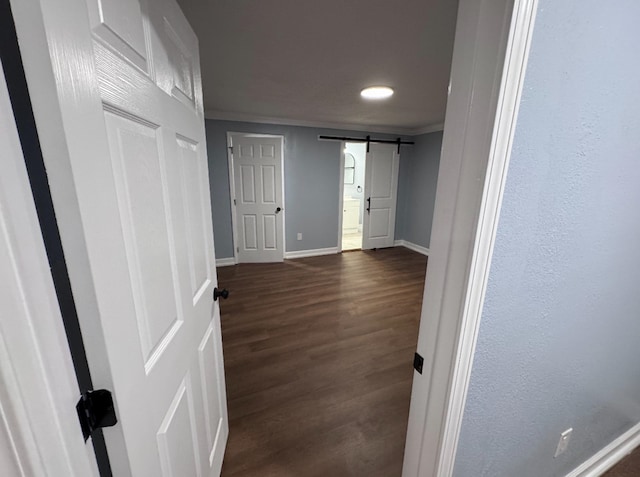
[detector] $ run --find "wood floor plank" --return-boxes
[217,247,427,476]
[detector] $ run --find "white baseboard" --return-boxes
[215,257,236,267]
[394,239,430,256]
[566,422,640,477]
[284,247,339,259]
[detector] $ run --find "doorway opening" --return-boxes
[341,141,366,251]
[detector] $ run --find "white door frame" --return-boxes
[0,59,98,477]
[226,132,286,263]
[336,141,346,253]
[402,0,538,476]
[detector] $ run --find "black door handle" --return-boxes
[275,207,282,213]
[366,197,371,214]
[213,287,229,301]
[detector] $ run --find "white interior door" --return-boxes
[18,0,229,475]
[362,143,400,249]
[230,134,284,263]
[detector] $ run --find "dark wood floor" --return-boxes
[217,248,427,476]
[604,446,640,476]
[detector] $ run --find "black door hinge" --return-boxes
[413,352,424,374]
[76,389,118,441]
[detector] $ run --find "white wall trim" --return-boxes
[207,109,444,137]
[215,257,235,267]
[435,0,540,475]
[394,240,430,256]
[566,422,640,477]
[284,247,339,259]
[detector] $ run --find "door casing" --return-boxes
[0,51,98,476]
[402,0,539,475]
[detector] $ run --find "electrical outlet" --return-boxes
[554,428,573,458]
[297,233,302,241]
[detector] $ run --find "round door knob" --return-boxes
[275,207,282,213]
[213,287,229,301]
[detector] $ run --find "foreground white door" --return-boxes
[14,0,229,475]
[230,134,285,263]
[362,143,400,249]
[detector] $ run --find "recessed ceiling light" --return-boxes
[360,86,394,100]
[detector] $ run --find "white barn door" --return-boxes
[230,134,285,263]
[15,0,229,475]
[362,143,400,249]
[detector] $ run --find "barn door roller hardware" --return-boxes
[318,135,414,154]
[76,389,118,441]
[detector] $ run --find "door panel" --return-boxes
[176,137,210,300]
[240,165,256,203]
[157,376,200,477]
[263,215,277,249]
[363,143,399,249]
[85,0,149,72]
[369,208,392,238]
[243,215,258,250]
[262,165,276,203]
[371,155,393,198]
[104,112,182,363]
[232,135,284,263]
[197,312,226,470]
[32,0,229,474]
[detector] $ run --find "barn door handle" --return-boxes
[366,197,371,214]
[275,207,282,213]
[213,287,229,301]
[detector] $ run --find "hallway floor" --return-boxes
[216,248,427,476]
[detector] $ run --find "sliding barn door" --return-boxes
[362,143,400,249]
[24,0,229,474]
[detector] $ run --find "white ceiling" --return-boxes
[176,0,459,134]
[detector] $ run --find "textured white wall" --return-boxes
[454,1,640,475]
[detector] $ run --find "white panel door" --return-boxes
[231,134,284,263]
[26,0,229,475]
[362,143,400,249]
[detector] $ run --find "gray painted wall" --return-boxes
[206,119,414,258]
[395,131,442,248]
[454,1,640,476]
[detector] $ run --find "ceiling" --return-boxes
[176,0,459,134]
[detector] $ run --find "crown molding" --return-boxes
[204,109,444,137]
[411,122,445,135]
